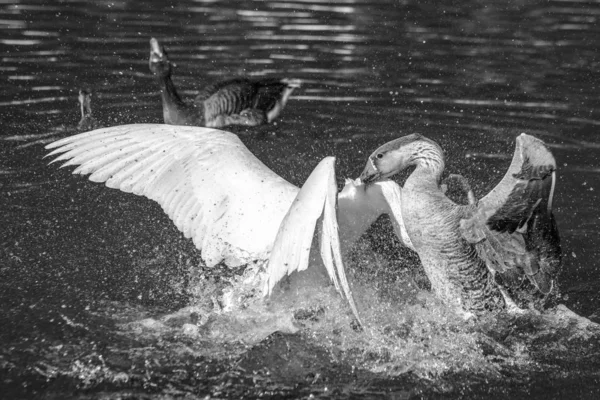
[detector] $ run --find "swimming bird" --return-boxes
[149,38,301,128]
[359,133,561,318]
[77,89,101,132]
[45,124,412,326]
[12,89,103,150]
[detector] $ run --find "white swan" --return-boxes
[45,124,410,326]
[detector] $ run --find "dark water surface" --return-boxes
[2,0,600,398]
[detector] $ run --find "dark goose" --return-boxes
[360,133,561,318]
[148,38,301,128]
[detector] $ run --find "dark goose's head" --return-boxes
[360,134,444,184]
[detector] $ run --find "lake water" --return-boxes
[2,0,600,398]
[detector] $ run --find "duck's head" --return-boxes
[149,37,172,76]
[78,89,91,107]
[78,89,93,116]
[359,134,443,184]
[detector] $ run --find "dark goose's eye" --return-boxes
[376,153,384,159]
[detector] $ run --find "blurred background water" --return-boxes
[1,0,600,398]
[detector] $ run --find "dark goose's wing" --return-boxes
[459,133,561,294]
[197,78,300,125]
[254,78,301,123]
[252,78,288,110]
[194,79,257,122]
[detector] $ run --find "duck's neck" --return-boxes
[80,100,92,120]
[405,145,445,192]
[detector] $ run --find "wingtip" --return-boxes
[44,145,66,166]
[515,133,556,168]
[322,155,336,164]
[517,132,545,147]
[44,152,60,163]
[311,156,336,175]
[44,139,70,151]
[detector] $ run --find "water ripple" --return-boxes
[2,1,600,398]
[237,10,313,18]
[415,97,570,110]
[0,96,69,106]
[280,24,356,31]
[246,33,365,42]
[268,3,356,13]
[0,19,27,28]
[294,95,375,102]
[0,39,41,45]
[22,30,59,37]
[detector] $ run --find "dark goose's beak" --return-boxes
[359,157,381,184]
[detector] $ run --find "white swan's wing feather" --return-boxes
[264,157,363,324]
[264,164,409,326]
[264,157,334,294]
[320,167,363,325]
[320,162,343,294]
[46,123,299,268]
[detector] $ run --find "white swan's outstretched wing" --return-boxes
[46,124,411,326]
[45,124,299,268]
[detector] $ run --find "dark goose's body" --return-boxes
[401,163,505,316]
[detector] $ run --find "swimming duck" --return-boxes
[360,133,561,318]
[11,90,102,150]
[76,89,101,132]
[45,124,413,326]
[148,38,301,128]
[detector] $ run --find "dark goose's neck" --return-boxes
[154,71,196,125]
[156,73,186,105]
[405,140,446,191]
